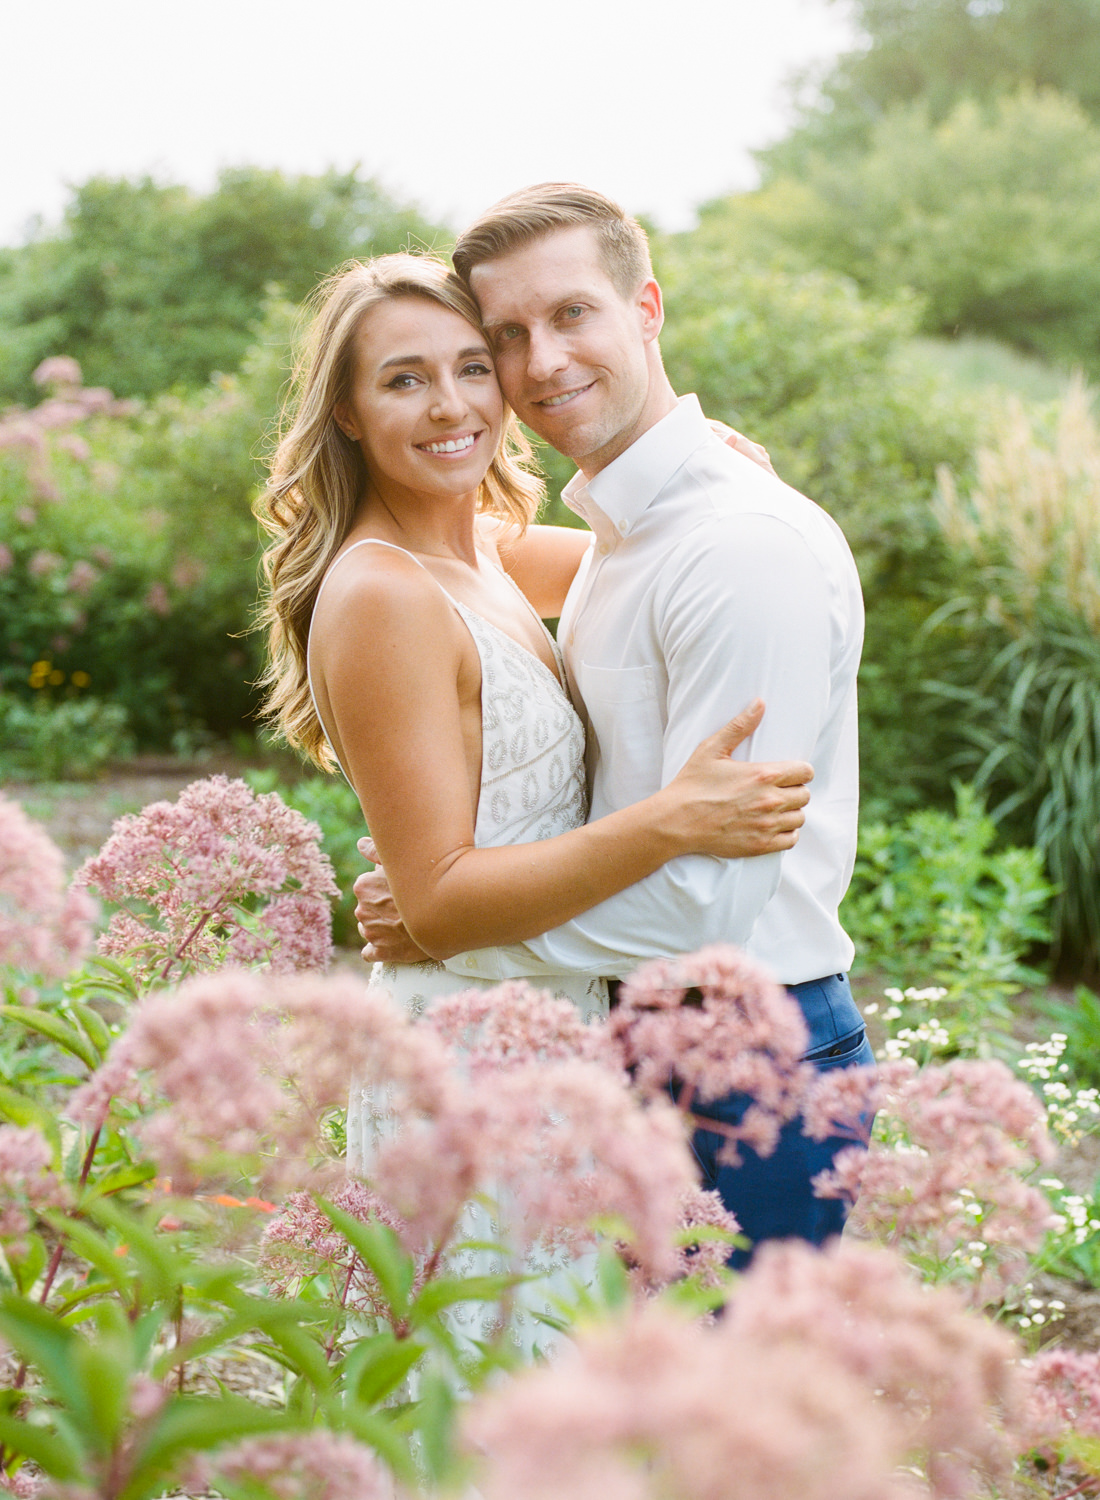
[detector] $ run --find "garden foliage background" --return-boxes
[3,2,1100,1496]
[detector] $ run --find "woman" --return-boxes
[255,252,810,1034]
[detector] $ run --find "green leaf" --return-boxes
[80,1159,157,1202]
[0,1084,63,1152]
[416,1369,459,1485]
[0,1412,83,1479]
[66,998,114,1058]
[5,1232,48,1296]
[0,1005,98,1070]
[344,1329,425,1405]
[318,1203,414,1318]
[408,1273,525,1325]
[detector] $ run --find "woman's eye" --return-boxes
[461,361,492,377]
[386,373,420,389]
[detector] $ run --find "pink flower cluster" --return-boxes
[369,1046,695,1280]
[466,1239,1023,1500]
[72,970,408,1192]
[190,1432,390,1500]
[0,356,131,507]
[75,776,338,979]
[810,1058,1056,1298]
[260,1180,422,1319]
[1022,1346,1100,1464]
[608,946,812,1161]
[0,1125,70,1251]
[0,794,96,978]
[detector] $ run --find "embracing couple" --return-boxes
[256,182,872,1267]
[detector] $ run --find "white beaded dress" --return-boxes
[308,539,608,1355]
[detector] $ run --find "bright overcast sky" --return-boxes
[2,0,857,246]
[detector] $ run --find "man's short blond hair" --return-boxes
[453,183,653,298]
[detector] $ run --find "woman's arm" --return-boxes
[311,554,811,962]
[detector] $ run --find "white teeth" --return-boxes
[422,434,476,454]
[541,387,587,408]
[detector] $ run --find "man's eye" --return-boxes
[496,326,521,344]
[562,305,585,320]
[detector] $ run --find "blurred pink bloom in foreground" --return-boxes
[71,970,414,1193]
[74,775,337,980]
[0,1125,69,1251]
[466,1239,1023,1500]
[810,1057,1055,1299]
[1022,1346,1100,1469]
[608,945,812,1161]
[0,794,96,977]
[190,1431,390,1500]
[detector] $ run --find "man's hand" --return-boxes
[708,419,778,478]
[353,838,431,965]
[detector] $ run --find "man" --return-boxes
[357,184,872,1265]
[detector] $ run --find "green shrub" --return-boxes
[843,784,1055,1057]
[0,692,132,781]
[930,383,1100,972]
[0,299,295,746]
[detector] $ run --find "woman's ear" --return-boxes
[334,403,359,441]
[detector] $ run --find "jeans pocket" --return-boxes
[804,1025,873,1073]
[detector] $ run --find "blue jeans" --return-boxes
[687,972,874,1270]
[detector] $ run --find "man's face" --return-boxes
[470,225,660,474]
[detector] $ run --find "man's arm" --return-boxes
[438,511,840,981]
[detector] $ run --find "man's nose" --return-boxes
[525,327,569,384]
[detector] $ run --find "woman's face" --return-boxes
[337,296,504,506]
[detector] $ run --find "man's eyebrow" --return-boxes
[378,345,490,370]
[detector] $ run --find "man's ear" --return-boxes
[637,278,665,344]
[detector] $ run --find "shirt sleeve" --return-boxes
[443,510,837,982]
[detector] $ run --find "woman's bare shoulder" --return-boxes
[310,540,453,641]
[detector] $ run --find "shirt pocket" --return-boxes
[575,661,664,810]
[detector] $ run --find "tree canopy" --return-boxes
[0,168,439,402]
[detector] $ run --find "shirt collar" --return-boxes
[561,394,711,543]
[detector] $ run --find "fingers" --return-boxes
[357,835,379,866]
[710,699,766,755]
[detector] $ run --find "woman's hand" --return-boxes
[660,699,812,858]
[708,420,778,478]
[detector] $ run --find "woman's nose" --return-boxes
[430,377,466,421]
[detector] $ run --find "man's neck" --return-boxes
[575,369,679,481]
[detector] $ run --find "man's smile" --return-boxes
[536,382,595,409]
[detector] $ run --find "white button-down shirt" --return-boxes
[445,394,863,986]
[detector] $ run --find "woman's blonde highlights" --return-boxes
[254,253,544,769]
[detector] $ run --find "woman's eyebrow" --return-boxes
[378,345,490,371]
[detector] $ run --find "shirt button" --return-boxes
[598,543,609,555]
[618,519,628,533]
[568,632,575,645]
[465,956,477,969]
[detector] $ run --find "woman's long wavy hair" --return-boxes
[254,253,544,769]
